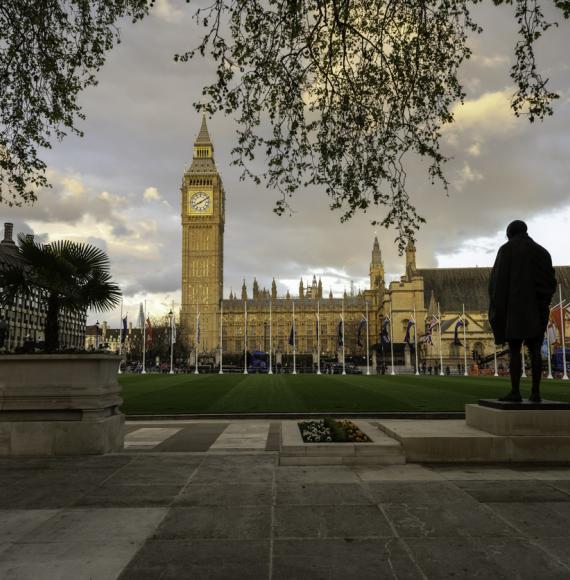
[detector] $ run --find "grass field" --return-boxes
[119,373,570,415]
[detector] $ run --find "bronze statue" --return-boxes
[489,220,556,402]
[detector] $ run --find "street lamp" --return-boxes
[168,309,174,375]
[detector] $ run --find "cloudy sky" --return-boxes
[3,0,570,326]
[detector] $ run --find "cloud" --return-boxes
[143,186,162,201]
[153,0,184,23]
[451,90,518,136]
[452,162,483,192]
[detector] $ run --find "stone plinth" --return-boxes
[0,354,124,456]
[466,403,570,436]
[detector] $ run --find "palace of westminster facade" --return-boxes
[180,117,570,366]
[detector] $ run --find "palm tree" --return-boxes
[0,235,121,352]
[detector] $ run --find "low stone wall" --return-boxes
[0,354,124,456]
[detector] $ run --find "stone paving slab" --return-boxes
[454,480,570,503]
[119,539,270,580]
[124,427,182,449]
[1,429,570,579]
[274,504,394,539]
[404,536,570,580]
[174,483,273,507]
[271,538,424,580]
[152,506,272,540]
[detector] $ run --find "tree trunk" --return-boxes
[44,294,60,353]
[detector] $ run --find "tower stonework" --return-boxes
[180,116,225,352]
[369,235,384,290]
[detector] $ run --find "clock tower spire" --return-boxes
[180,115,225,352]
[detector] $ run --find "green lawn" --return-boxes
[118,373,570,415]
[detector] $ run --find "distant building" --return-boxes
[0,223,86,351]
[85,321,142,355]
[180,117,570,369]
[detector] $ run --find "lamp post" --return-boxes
[168,309,174,375]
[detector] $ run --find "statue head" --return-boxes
[506,220,527,239]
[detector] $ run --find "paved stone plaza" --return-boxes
[1,421,570,579]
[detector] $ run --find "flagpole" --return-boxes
[292,300,297,375]
[493,344,498,377]
[462,304,468,376]
[118,298,123,374]
[317,300,321,375]
[413,305,419,375]
[561,284,568,380]
[546,328,553,379]
[219,302,224,374]
[342,300,346,375]
[390,304,395,375]
[436,303,444,375]
[365,301,370,376]
[244,300,248,374]
[194,305,199,375]
[268,300,273,375]
[521,340,527,378]
[141,300,146,374]
[169,306,174,375]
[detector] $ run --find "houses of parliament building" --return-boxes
[180,117,570,366]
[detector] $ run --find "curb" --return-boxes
[125,412,465,421]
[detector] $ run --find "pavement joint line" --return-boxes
[266,457,277,580]
[544,481,570,498]
[481,503,570,574]
[98,455,137,486]
[376,502,430,580]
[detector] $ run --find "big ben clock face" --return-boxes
[189,191,212,214]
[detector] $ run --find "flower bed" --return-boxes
[298,418,371,443]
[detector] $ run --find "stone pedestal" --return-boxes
[466,401,570,436]
[0,354,124,456]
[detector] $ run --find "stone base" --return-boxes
[466,403,570,436]
[479,399,570,411]
[0,414,124,456]
[377,419,570,463]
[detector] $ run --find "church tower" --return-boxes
[180,115,225,352]
[369,235,384,290]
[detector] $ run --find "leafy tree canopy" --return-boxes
[179,0,569,249]
[0,0,149,207]
[1,0,569,249]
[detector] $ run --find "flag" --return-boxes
[146,317,153,346]
[171,316,176,344]
[288,322,295,346]
[381,318,390,346]
[541,335,549,359]
[404,319,414,345]
[315,315,319,337]
[338,320,344,346]
[423,317,437,345]
[137,303,144,329]
[357,317,366,347]
[196,313,201,343]
[552,306,565,344]
[453,319,463,346]
[547,317,559,346]
[121,315,128,344]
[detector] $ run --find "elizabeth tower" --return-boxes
[180,116,225,352]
